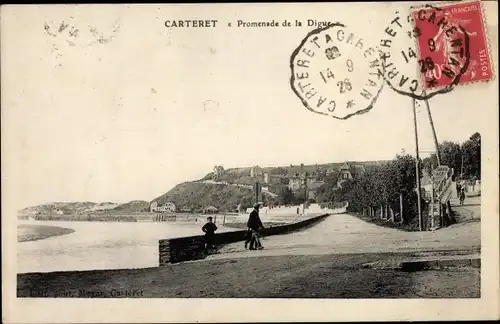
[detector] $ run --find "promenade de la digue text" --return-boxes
[165,20,335,28]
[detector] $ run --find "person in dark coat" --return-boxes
[202,216,217,253]
[245,203,264,250]
[459,188,466,206]
[456,182,462,198]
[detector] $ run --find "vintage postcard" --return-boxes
[1,1,499,323]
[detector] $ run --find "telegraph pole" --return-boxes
[461,155,464,179]
[255,181,261,204]
[422,91,441,166]
[413,98,423,231]
[303,172,308,216]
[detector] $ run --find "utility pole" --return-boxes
[461,155,464,179]
[303,171,308,215]
[422,91,441,166]
[255,181,261,204]
[413,98,423,231]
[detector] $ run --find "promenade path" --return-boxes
[208,195,481,261]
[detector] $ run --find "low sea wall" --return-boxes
[158,213,330,265]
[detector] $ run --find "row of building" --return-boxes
[151,162,372,213]
[149,201,222,214]
[215,162,371,200]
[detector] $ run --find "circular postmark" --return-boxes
[290,23,385,120]
[379,7,471,100]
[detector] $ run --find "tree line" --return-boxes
[422,132,481,180]
[238,132,479,227]
[319,132,479,229]
[333,154,422,226]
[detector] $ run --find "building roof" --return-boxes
[339,162,368,178]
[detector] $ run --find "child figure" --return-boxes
[459,188,466,206]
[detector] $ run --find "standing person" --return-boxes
[456,181,462,198]
[202,216,217,254]
[246,203,264,250]
[459,188,466,206]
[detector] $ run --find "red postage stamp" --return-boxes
[411,0,493,89]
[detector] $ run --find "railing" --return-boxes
[432,166,453,202]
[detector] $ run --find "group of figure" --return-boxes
[244,203,265,250]
[456,181,466,206]
[201,202,265,254]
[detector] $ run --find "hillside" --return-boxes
[151,182,259,212]
[18,202,97,217]
[152,160,389,212]
[111,200,149,213]
[18,200,149,218]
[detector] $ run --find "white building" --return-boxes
[150,201,176,213]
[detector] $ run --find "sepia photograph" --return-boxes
[2,1,499,323]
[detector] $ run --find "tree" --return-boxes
[461,132,481,179]
[277,187,295,206]
[293,190,306,205]
[422,154,438,176]
[336,154,421,223]
[421,133,480,180]
[438,141,462,179]
[239,196,253,210]
[270,167,288,175]
[315,181,337,203]
[388,154,421,196]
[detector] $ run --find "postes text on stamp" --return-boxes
[411,0,493,88]
[290,23,384,120]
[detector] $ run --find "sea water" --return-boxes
[17,220,235,273]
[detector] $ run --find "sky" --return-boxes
[2,3,498,209]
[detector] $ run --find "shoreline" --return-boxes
[18,224,76,242]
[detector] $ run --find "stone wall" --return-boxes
[159,214,329,265]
